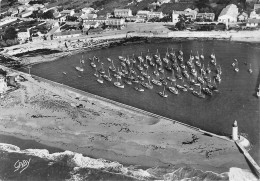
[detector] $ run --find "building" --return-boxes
[218,4,238,23]
[106,18,125,29]
[82,7,94,14]
[53,30,81,39]
[238,12,248,22]
[18,0,30,4]
[136,10,150,19]
[0,17,17,27]
[19,10,33,18]
[8,8,19,17]
[0,74,7,94]
[246,18,260,27]
[83,21,100,29]
[172,13,179,24]
[250,10,260,19]
[114,9,132,18]
[158,0,171,4]
[148,11,163,19]
[254,4,260,10]
[17,29,30,42]
[82,17,107,25]
[60,9,75,17]
[196,13,215,21]
[80,13,97,21]
[172,9,198,21]
[53,12,66,22]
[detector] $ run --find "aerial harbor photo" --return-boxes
[0,0,260,180]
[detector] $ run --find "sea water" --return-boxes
[19,40,260,166]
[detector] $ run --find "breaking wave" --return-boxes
[0,143,258,181]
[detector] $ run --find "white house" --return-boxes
[60,9,75,17]
[114,9,132,18]
[246,18,260,27]
[17,29,30,42]
[250,10,260,19]
[136,10,150,19]
[0,17,17,26]
[0,74,7,94]
[18,0,30,4]
[148,11,163,19]
[238,12,248,22]
[53,30,81,39]
[254,4,260,10]
[82,7,94,14]
[218,4,238,23]
[106,18,125,28]
[196,13,215,21]
[19,10,33,18]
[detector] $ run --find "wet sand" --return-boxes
[0,65,251,174]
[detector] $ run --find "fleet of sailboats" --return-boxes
[68,46,245,100]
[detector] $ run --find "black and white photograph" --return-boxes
[0,0,259,180]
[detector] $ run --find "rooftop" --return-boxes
[54,30,81,36]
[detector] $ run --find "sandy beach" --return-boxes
[0,65,252,175]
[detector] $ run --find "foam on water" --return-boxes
[0,143,258,181]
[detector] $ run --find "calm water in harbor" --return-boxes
[21,40,260,164]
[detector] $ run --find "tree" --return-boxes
[175,15,187,30]
[3,27,17,40]
[42,10,55,19]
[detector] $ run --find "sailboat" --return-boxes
[158,65,164,73]
[192,85,205,99]
[206,63,211,74]
[137,58,143,71]
[151,75,162,86]
[103,68,112,82]
[114,77,124,88]
[99,62,105,74]
[158,86,168,98]
[153,65,160,77]
[143,57,148,69]
[94,67,99,77]
[234,61,239,72]
[168,81,179,95]
[257,84,260,98]
[215,74,221,83]
[195,51,199,60]
[97,74,103,84]
[81,55,85,64]
[90,57,96,68]
[132,54,136,64]
[75,59,84,72]
[167,70,176,82]
[135,82,145,92]
[109,60,116,72]
[119,56,126,62]
[248,64,253,74]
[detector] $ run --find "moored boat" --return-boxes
[158,86,168,98]
[114,77,124,88]
[97,74,104,84]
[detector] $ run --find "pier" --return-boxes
[235,141,260,178]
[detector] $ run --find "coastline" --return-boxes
[0,65,252,174]
[1,23,260,66]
